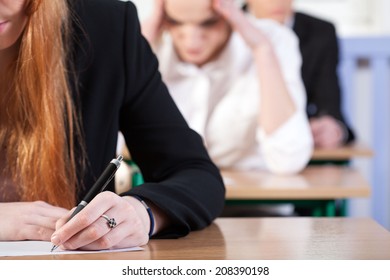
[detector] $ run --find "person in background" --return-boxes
[142,0,313,175]
[0,0,224,249]
[245,0,355,148]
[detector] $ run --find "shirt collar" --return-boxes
[285,13,295,28]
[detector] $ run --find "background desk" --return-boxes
[311,142,373,161]
[223,166,370,216]
[4,218,390,260]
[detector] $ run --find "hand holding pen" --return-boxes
[50,155,152,251]
[51,155,123,251]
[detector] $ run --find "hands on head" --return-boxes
[142,0,269,50]
[141,0,165,44]
[214,0,270,50]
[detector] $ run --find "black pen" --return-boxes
[50,155,123,252]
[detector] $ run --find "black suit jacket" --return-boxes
[293,12,355,143]
[68,0,225,238]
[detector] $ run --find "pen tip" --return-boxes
[117,155,123,162]
[51,245,58,252]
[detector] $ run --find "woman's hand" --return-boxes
[310,116,345,148]
[214,0,298,136]
[0,201,69,241]
[51,191,150,250]
[141,0,165,45]
[213,0,270,50]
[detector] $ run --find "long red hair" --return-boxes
[0,0,80,209]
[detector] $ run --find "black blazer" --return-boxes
[293,12,355,143]
[69,0,225,238]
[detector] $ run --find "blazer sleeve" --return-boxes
[308,23,355,143]
[117,2,225,238]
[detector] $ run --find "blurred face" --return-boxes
[164,0,231,67]
[0,0,28,51]
[246,0,293,24]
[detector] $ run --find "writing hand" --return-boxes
[51,191,150,250]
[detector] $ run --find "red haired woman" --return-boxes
[0,0,224,250]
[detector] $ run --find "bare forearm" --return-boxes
[141,18,160,46]
[254,44,296,135]
[140,0,164,47]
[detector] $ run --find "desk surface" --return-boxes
[4,218,390,260]
[312,142,373,160]
[223,166,370,200]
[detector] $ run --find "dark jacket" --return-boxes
[293,12,355,143]
[69,0,225,238]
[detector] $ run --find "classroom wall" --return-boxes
[339,37,390,230]
[295,0,390,36]
[130,0,390,37]
[125,0,390,230]
[290,0,390,230]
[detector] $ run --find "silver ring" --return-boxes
[101,214,117,229]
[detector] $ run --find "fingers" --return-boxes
[213,0,242,25]
[23,202,69,238]
[52,192,117,246]
[155,0,165,13]
[17,209,59,241]
[151,0,165,22]
[142,0,165,43]
[310,118,322,134]
[310,119,322,146]
[0,201,69,241]
[28,214,62,231]
[59,208,125,250]
[54,207,76,229]
[310,121,324,146]
[77,221,148,251]
[213,0,267,49]
[34,202,69,219]
[310,116,343,148]
[51,192,147,250]
[21,224,56,241]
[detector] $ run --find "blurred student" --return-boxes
[142,0,313,174]
[0,0,224,249]
[245,0,355,148]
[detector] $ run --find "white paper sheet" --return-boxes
[0,241,143,257]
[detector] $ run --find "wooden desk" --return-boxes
[223,166,370,216]
[311,142,373,160]
[4,218,390,259]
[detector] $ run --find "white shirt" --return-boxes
[156,19,313,174]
